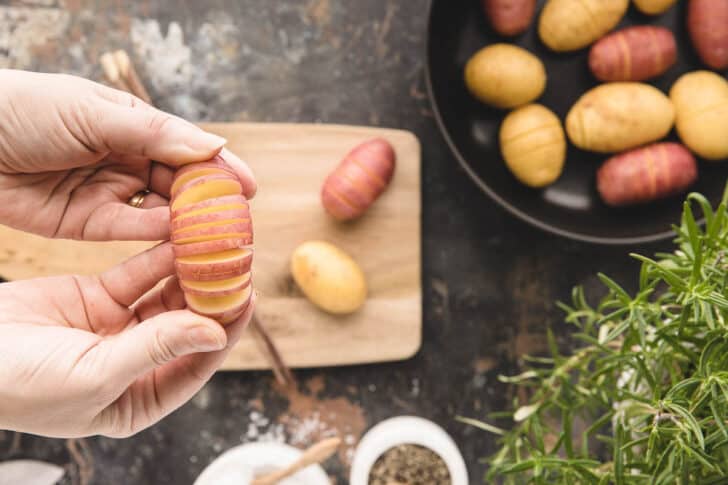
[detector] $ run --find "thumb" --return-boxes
[94,100,227,165]
[103,310,227,385]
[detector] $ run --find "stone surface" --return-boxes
[0,0,670,483]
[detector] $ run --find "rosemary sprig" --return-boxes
[475,189,728,484]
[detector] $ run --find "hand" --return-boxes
[0,69,256,240]
[0,243,254,438]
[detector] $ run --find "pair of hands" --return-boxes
[0,70,256,438]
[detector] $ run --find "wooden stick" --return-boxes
[112,50,152,104]
[99,50,152,104]
[250,314,296,388]
[99,51,130,92]
[251,437,341,485]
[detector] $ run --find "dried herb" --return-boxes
[368,444,451,485]
[466,189,728,484]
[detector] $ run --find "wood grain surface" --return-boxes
[0,123,422,369]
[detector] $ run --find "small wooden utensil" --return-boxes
[251,437,341,485]
[100,50,152,103]
[250,314,296,388]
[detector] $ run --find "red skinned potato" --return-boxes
[170,158,254,324]
[597,143,698,207]
[589,26,676,82]
[688,0,728,70]
[321,138,396,221]
[482,0,536,36]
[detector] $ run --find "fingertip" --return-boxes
[187,322,227,353]
[187,132,227,158]
[150,163,176,198]
[171,309,228,352]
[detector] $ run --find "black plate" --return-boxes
[426,0,728,244]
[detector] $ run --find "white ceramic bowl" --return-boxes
[350,416,468,485]
[194,442,330,485]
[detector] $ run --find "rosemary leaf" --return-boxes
[476,189,728,484]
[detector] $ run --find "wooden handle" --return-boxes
[250,314,295,389]
[99,49,152,104]
[251,437,341,485]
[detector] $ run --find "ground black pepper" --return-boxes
[368,444,452,485]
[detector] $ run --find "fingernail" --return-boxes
[188,326,225,352]
[186,130,227,153]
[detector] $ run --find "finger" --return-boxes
[100,243,175,307]
[94,100,226,165]
[219,148,257,199]
[104,153,151,170]
[91,298,254,437]
[83,203,170,241]
[132,276,186,322]
[92,82,147,107]
[139,192,168,209]
[138,296,255,411]
[149,163,175,198]
[101,309,227,388]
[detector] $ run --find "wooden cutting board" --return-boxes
[0,123,422,370]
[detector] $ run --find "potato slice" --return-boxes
[175,248,253,281]
[171,169,234,197]
[170,158,235,195]
[171,194,248,220]
[170,176,243,211]
[186,285,252,324]
[173,203,249,222]
[173,232,253,245]
[171,222,252,244]
[173,237,250,258]
[172,205,250,233]
[172,218,251,236]
[180,273,251,296]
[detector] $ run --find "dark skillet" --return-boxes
[425,0,728,244]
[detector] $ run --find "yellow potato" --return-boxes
[539,0,629,52]
[499,104,566,188]
[464,44,546,109]
[290,240,367,315]
[633,0,677,15]
[565,83,675,153]
[670,71,728,161]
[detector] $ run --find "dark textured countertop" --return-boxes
[0,1,670,483]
